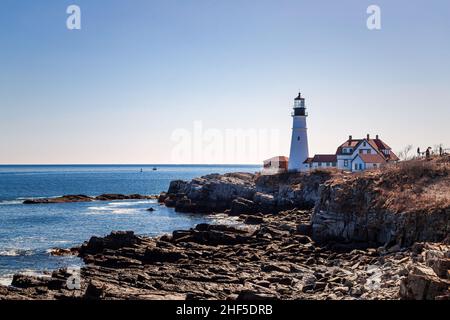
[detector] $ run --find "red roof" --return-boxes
[264,156,289,163]
[336,139,362,154]
[311,154,337,163]
[303,157,313,164]
[336,137,399,161]
[356,154,385,163]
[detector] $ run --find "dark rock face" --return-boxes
[161,171,334,215]
[78,231,143,256]
[312,176,450,247]
[243,215,265,225]
[23,194,155,204]
[167,180,188,194]
[230,198,257,216]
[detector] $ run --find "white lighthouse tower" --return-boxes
[288,92,309,171]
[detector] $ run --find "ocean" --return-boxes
[0,164,260,285]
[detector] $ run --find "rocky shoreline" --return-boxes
[0,209,448,300]
[0,156,448,300]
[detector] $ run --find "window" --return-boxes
[344,160,348,167]
[363,142,367,146]
[344,148,353,154]
[373,164,377,168]
[318,162,322,167]
[359,164,363,170]
[359,149,363,154]
[327,162,331,167]
[297,136,300,141]
[354,164,358,170]
[367,149,371,154]
[332,162,337,167]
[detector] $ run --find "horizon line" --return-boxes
[0,163,262,166]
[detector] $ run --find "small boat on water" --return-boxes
[152,167,157,171]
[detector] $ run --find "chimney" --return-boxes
[376,134,379,139]
[367,134,370,140]
[348,135,352,145]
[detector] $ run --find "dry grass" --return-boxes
[324,155,450,214]
[376,156,449,213]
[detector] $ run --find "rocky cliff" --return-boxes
[161,157,449,248]
[312,157,449,247]
[159,170,336,215]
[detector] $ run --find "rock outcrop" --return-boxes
[23,194,156,204]
[160,157,449,248]
[312,157,450,247]
[400,242,450,300]
[159,170,336,214]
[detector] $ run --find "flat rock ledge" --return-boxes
[23,194,157,204]
[1,210,448,300]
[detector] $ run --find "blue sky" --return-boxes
[1,0,449,164]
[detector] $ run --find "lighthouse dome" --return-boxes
[294,92,305,101]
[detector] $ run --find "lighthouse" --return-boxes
[288,92,309,171]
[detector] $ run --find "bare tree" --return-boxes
[433,144,443,154]
[397,144,413,161]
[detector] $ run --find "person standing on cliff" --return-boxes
[426,147,431,159]
[439,146,443,156]
[417,147,421,158]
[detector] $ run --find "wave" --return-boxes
[85,208,139,215]
[0,248,35,257]
[0,200,24,205]
[0,275,13,286]
[85,199,154,215]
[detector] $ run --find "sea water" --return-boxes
[0,164,260,284]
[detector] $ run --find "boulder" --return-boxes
[167,180,188,194]
[243,215,264,225]
[79,231,141,256]
[143,247,188,263]
[236,290,279,300]
[253,192,276,213]
[400,265,450,300]
[230,198,256,216]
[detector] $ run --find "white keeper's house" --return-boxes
[303,134,399,172]
[286,92,399,173]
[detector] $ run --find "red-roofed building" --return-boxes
[337,134,399,171]
[303,134,399,172]
[303,154,337,170]
[262,156,289,175]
